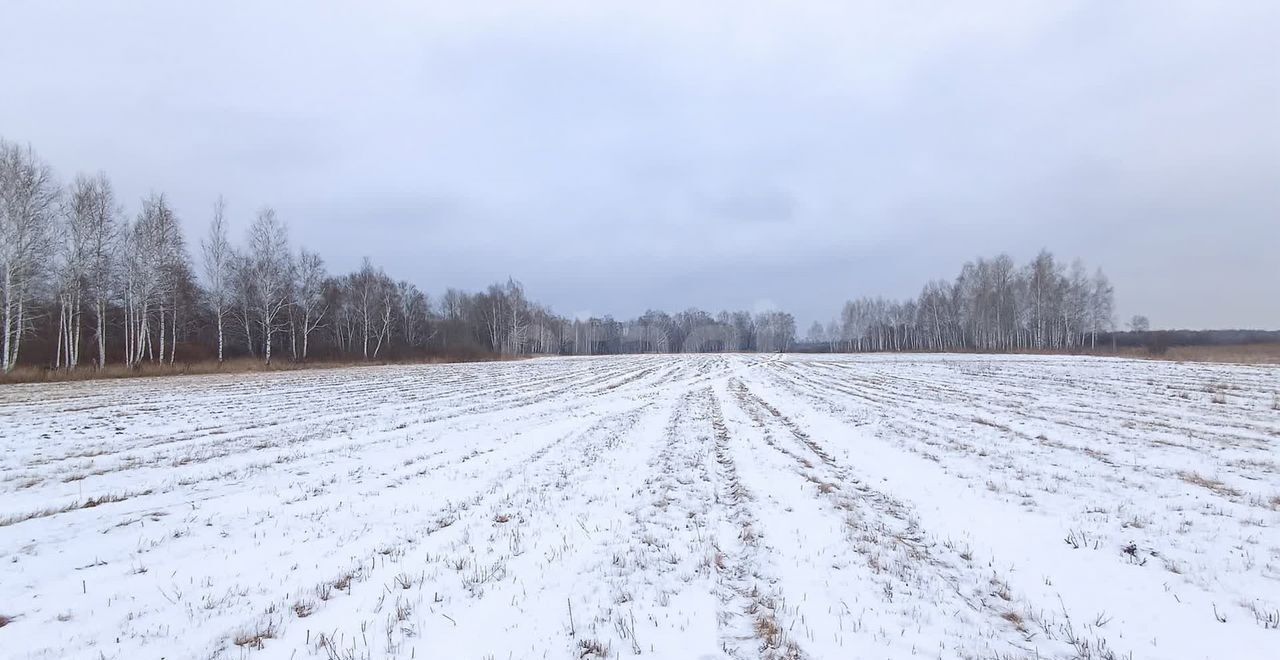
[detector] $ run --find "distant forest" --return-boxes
[1,137,1256,373]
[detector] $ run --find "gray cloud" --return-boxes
[2,0,1276,329]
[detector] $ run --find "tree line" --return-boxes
[1,137,1118,373]
[805,252,1115,352]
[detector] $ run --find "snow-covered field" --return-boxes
[1,354,1278,660]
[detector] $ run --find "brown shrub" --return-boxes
[0,354,535,385]
[1115,343,1280,365]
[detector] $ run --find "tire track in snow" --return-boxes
[727,377,1046,658]
[705,387,807,659]
[210,398,663,660]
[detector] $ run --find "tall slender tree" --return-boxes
[201,196,232,364]
[0,141,59,372]
[293,249,327,360]
[246,207,292,365]
[81,173,120,368]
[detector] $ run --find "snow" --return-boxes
[1,353,1277,659]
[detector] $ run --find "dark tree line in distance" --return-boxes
[2,138,1127,372]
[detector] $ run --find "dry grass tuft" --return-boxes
[81,493,129,508]
[1001,610,1027,632]
[292,599,315,618]
[1177,471,1242,498]
[0,489,154,528]
[755,615,783,648]
[577,638,610,658]
[232,620,276,649]
[972,416,1011,431]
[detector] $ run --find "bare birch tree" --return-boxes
[201,196,232,363]
[246,207,292,365]
[293,249,327,360]
[82,173,119,368]
[0,140,59,372]
[55,176,96,368]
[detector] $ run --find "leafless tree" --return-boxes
[229,250,256,357]
[121,194,184,366]
[395,280,429,348]
[292,249,327,360]
[79,173,120,369]
[246,208,292,365]
[805,320,825,345]
[0,140,59,372]
[834,251,1114,353]
[54,175,101,368]
[1088,268,1114,349]
[201,196,233,363]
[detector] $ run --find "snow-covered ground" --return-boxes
[1,354,1277,659]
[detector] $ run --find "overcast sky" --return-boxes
[2,1,1277,329]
